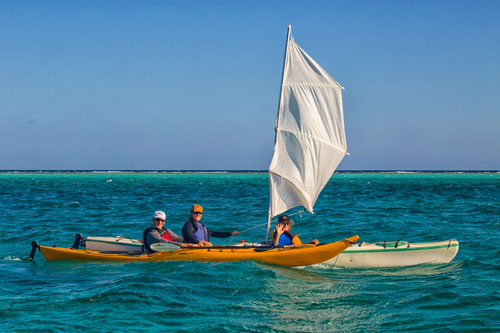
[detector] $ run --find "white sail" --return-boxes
[268,28,347,223]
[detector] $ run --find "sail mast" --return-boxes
[266,25,292,243]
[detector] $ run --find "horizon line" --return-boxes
[0,169,498,173]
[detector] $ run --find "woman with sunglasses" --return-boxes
[272,214,320,247]
[181,204,239,246]
[142,210,200,253]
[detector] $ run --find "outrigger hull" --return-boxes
[38,235,359,267]
[325,239,459,268]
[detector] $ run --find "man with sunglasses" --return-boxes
[272,214,320,247]
[181,204,239,246]
[142,211,199,253]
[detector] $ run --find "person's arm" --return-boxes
[197,240,212,247]
[147,230,181,246]
[273,224,286,246]
[165,229,201,247]
[167,229,184,243]
[208,228,238,239]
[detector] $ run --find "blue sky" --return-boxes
[1,0,499,170]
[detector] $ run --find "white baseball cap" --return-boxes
[153,211,166,220]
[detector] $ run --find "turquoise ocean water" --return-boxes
[0,172,499,331]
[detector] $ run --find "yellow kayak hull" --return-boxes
[39,235,359,267]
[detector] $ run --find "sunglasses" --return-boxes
[192,212,203,215]
[154,218,165,222]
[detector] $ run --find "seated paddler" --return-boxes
[182,204,240,246]
[272,214,320,247]
[143,211,199,253]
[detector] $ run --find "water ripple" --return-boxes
[0,172,498,331]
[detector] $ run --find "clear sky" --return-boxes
[1,0,499,170]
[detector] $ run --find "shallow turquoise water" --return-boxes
[0,172,499,331]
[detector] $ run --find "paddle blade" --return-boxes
[150,242,180,252]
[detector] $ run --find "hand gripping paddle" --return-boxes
[150,242,180,252]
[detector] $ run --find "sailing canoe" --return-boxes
[325,239,459,268]
[37,235,359,267]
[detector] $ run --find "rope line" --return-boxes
[225,209,307,245]
[239,222,268,233]
[238,209,306,235]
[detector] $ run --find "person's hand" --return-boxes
[231,231,240,236]
[276,223,286,235]
[182,243,200,247]
[310,239,320,246]
[198,240,213,247]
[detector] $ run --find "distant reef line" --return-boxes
[0,170,498,174]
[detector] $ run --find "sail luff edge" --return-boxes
[267,26,293,242]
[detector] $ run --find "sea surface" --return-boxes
[0,172,499,332]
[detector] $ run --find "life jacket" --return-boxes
[142,227,173,253]
[161,229,174,242]
[183,218,209,242]
[272,230,302,246]
[192,222,208,242]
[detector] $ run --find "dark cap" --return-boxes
[278,215,293,224]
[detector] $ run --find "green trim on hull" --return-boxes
[375,241,408,247]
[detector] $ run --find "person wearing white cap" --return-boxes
[142,211,199,253]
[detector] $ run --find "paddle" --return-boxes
[150,242,180,252]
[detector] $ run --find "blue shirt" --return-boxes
[277,233,292,246]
